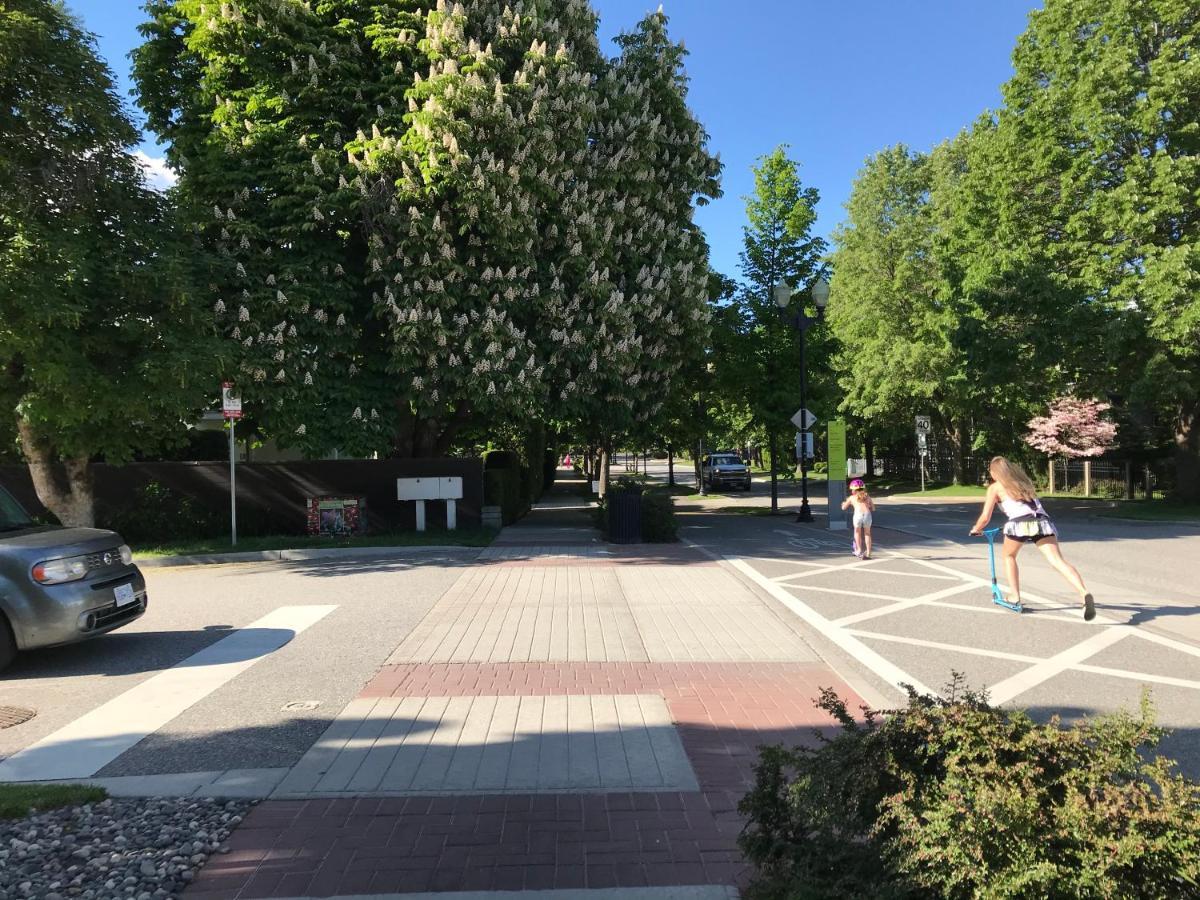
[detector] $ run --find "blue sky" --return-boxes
[69,0,1039,278]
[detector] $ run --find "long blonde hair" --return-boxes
[990,456,1037,501]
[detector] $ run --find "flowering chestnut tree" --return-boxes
[134,0,718,457]
[1025,396,1117,459]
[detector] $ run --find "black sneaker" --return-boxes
[1083,593,1096,621]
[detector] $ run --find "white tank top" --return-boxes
[1000,495,1047,520]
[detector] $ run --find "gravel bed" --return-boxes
[0,797,255,900]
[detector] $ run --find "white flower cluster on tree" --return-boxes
[142,0,718,456]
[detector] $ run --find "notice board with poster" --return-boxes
[826,419,847,482]
[306,496,368,536]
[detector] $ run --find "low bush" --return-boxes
[739,677,1200,900]
[102,481,225,543]
[812,461,828,474]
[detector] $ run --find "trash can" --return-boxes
[607,485,643,544]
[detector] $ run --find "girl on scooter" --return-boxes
[969,456,1096,620]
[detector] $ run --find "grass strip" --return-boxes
[0,783,107,819]
[133,527,497,558]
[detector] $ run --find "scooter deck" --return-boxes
[991,586,1023,613]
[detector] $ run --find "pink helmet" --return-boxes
[849,479,866,490]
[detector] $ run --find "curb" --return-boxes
[134,545,483,569]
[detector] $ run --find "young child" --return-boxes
[841,479,876,559]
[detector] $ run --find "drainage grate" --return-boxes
[0,705,36,729]
[281,701,321,712]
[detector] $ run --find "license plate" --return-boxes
[114,583,136,607]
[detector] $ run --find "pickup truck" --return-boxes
[701,453,752,491]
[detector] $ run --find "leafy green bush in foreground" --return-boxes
[739,678,1200,899]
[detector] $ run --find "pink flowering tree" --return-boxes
[1025,396,1118,459]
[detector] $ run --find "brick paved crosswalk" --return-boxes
[187,478,865,898]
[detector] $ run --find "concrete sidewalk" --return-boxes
[187,473,864,898]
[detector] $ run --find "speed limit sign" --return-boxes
[915,415,931,435]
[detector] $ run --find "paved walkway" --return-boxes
[188,473,866,898]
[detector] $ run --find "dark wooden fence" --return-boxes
[0,458,484,536]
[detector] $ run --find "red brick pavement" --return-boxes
[189,662,862,898]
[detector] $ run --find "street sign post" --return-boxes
[222,382,241,546]
[791,408,818,431]
[914,416,931,492]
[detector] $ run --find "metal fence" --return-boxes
[866,454,1172,499]
[1048,458,1171,500]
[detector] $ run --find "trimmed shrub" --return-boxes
[484,468,521,526]
[640,488,677,542]
[812,461,828,474]
[543,449,558,491]
[482,449,520,471]
[739,678,1200,900]
[595,478,677,543]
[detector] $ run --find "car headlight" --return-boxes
[119,544,133,565]
[32,555,89,585]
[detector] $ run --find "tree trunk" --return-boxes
[953,417,972,484]
[769,431,779,514]
[864,435,875,480]
[667,446,675,486]
[17,419,95,528]
[599,446,611,497]
[432,402,473,456]
[1174,401,1200,502]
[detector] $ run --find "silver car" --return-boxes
[0,485,147,671]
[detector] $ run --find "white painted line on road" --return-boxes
[0,605,336,782]
[833,582,981,626]
[726,557,934,697]
[771,560,874,581]
[847,630,1043,665]
[1130,628,1200,660]
[850,630,1200,692]
[782,583,914,602]
[1073,663,1200,692]
[986,627,1130,706]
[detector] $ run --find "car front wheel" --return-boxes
[0,615,16,673]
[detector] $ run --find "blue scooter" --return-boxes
[982,527,1022,613]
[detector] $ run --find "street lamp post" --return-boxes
[774,276,830,523]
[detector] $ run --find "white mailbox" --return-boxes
[396,476,464,531]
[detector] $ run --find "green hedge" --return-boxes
[484,468,522,526]
[102,480,273,542]
[595,479,678,543]
[739,678,1200,899]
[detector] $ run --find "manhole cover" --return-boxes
[281,701,321,712]
[0,706,36,729]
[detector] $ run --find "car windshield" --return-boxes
[0,487,33,531]
[711,456,742,466]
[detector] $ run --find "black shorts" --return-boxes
[1003,517,1058,544]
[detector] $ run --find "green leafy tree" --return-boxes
[830,134,1106,481]
[134,1,717,464]
[828,145,960,462]
[0,0,220,526]
[989,0,1200,497]
[712,147,828,504]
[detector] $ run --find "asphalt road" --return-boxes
[0,552,472,774]
[655,462,1200,778]
[2,460,1197,784]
